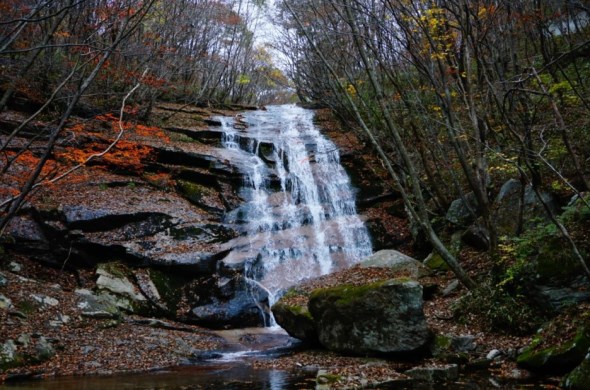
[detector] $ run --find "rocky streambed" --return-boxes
[1,103,589,388]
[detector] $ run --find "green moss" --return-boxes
[169,132,195,143]
[424,252,450,272]
[316,372,341,385]
[310,279,414,307]
[281,288,309,299]
[518,324,590,373]
[98,262,130,279]
[16,299,38,316]
[564,357,590,389]
[434,334,452,349]
[278,303,313,320]
[177,180,205,201]
[310,281,384,306]
[0,354,25,372]
[177,180,220,209]
[148,269,185,313]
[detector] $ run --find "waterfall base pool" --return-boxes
[0,364,317,390]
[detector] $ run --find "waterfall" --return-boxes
[219,105,372,303]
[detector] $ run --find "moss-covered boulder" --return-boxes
[308,279,431,355]
[272,301,318,345]
[423,252,450,272]
[564,350,590,390]
[517,324,590,374]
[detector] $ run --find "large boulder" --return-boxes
[308,279,431,355]
[76,288,128,319]
[564,350,590,390]
[446,192,478,227]
[494,179,557,236]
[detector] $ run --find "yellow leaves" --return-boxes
[412,7,460,63]
[345,84,357,97]
[477,6,488,19]
[430,51,447,60]
[237,74,251,85]
[476,5,497,20]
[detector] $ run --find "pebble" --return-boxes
[442,280,460,296]
[486,349,502,360]
[30,294,59,307]
[81,346,96,355]
[16,334,31,347]
[8,262,22,272]
[48,313,70,328]
[0,272,8,287]
[0,294,13,310]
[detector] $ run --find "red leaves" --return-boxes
[57,140,154,172]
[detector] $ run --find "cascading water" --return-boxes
[219,105,372,309]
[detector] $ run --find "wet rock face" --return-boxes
[3,142,249,327]
[308,279,431,355]
[186,274,271,329]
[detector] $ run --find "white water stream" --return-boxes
[219,105,372,306]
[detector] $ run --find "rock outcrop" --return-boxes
[2,104,394,331]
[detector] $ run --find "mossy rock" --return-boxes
[96,263,146,308]
[148,269,186,314]
[176,180,222,212]
[272,302,318,345]
[517,324,590,374]
[98,261,130,279]
[316,370,342,386]
[308,279,431,355]
[430,334,452,357]
[309,280,389,307]
[429,334,473,364]
[564,352,590,390]
[0,340,21,372]
[536,236,584,281]
[423,252,450,272]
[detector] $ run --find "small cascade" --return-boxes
[219,105,372,305]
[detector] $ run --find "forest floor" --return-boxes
[0,102,577,388]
